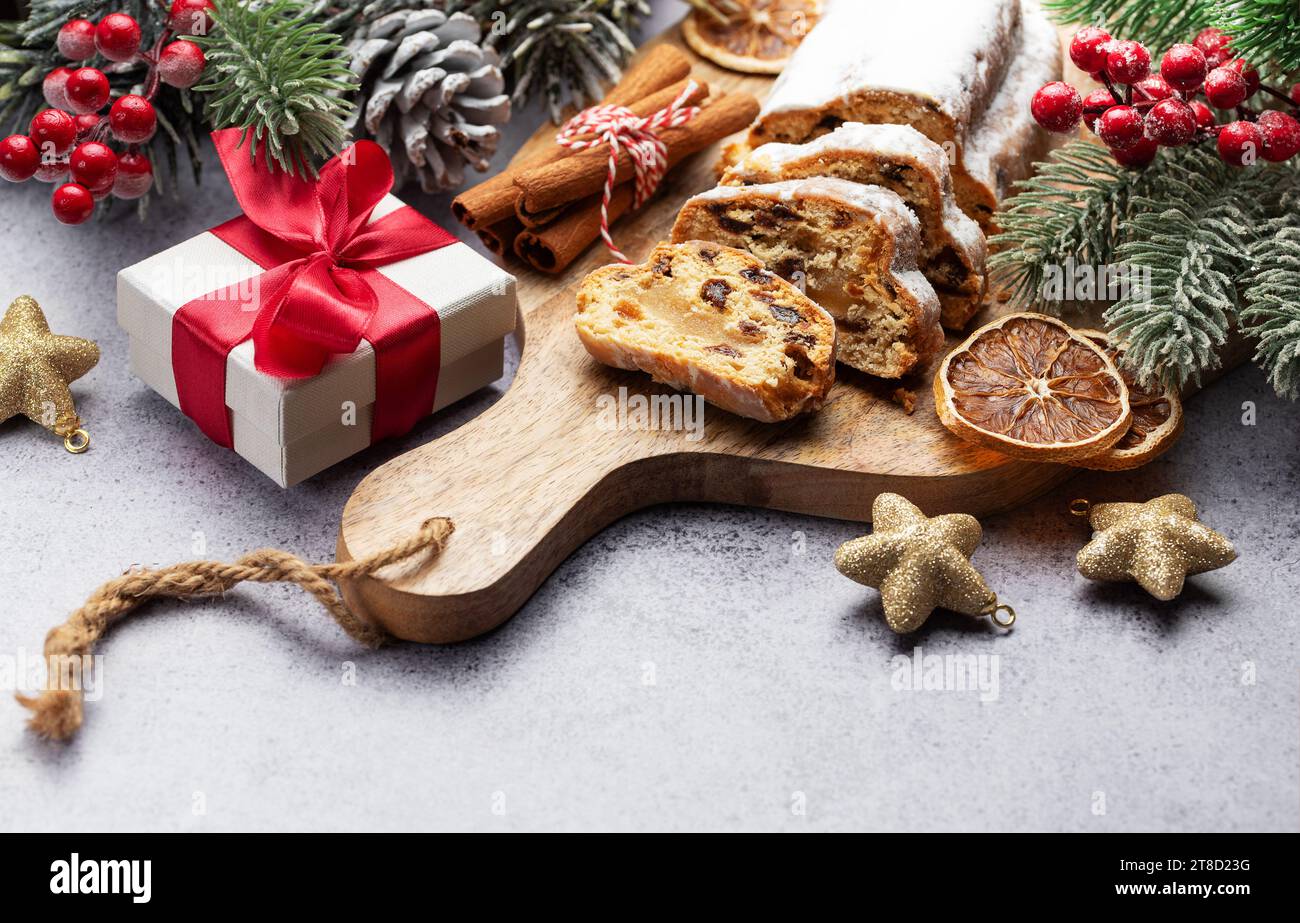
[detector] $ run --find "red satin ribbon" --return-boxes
[171,128,457,449]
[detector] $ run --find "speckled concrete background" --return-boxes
[2,2,1296,832]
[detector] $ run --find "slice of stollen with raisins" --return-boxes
[721,122,987,331]
[669,177,944,379]
[575,242,837,423]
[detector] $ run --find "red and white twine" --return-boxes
[555,81,701,263]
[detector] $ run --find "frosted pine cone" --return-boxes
[346,6,511,192]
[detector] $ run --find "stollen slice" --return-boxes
[669,176,944,378]
[721,122,988,330]
[575,241,836,423]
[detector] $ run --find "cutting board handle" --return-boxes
[336,295,695,642]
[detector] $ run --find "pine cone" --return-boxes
[346,5,511,193]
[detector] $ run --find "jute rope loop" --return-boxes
[17,517,455,741]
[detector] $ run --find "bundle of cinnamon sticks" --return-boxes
[452,46,759,274]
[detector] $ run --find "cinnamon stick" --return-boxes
[512,92,761,216]
[476,216,523,258]
[451,44,694,230]
[514,186,635,274]
[516,203,566,230]
[512,79,713,226]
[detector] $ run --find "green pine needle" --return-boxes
[1042,1,1214,52]
[1103,148,1273,389]
[988,139,1166,307]
[462,0,650,122]
[1241,216,1300,399]
[1212,0,1300,78]
[1044,0,1300,81]
[992,136,1300,397]
[193,0,358,178]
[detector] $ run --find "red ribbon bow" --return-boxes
[172,129,457,449]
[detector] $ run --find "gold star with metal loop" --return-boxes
[0,295,98,452]
[835,493,1014,633]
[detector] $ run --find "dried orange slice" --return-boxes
[682,0,823,75]
[934,313,1132,462]
[1073,330,1184,470]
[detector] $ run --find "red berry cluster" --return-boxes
[1031,26,1300,169]
[0,0,215,225]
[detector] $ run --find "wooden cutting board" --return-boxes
[334,24,1230,643]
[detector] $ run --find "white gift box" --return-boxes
[117,195,517,486]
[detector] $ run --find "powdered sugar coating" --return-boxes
[692,176,922,243]
[684,178,938,327]
[756,0,1023,145]
[728,123,986,264]
[963,0,1066,208]
[739,123,950,191]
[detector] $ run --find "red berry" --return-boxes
[168,0,216,37]
[64,67,110,115]
[34,157,70,183]
[0,135,41,182]
[1081,88,1115,133]
[95,13,142,63]
[1160,43,1207,93]
[42,67,73,110]
[1203,66,1247,109]
[1257,110,1300,162]
[108,94,156,144]
[1031,81,1083,133]
[1106,40,1151,85]
[1194,28,1231,57]
[1224,58,1260,98]
[73,112,102,134]
[1070,26,1112,73]
[57,19,98,61]
[1189,100,1216,129]
[112,151,153,199]
[1134,74,1174,101]
[1112,136,1159,167]
[157,40,206,89]
[1144,98,1197,146]
[29,108,77,157]
[1204,48,1233,69]
[69,141,118,192]
[1097,105,1145,150]
[1216,120,1262,166]
[1292,83,1300,106]
[52,182,95,224]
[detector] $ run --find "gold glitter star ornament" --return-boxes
[0,295,98,452]
[834,493,1012,633]
[1075,494,1236,600]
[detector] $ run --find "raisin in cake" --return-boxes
[669,177,943,378]
[959,0,1066,233]
[721,122,987,330]
[743,0,1022,226]
[575,242,836,423]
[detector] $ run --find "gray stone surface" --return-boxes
[2,4,1297,831]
